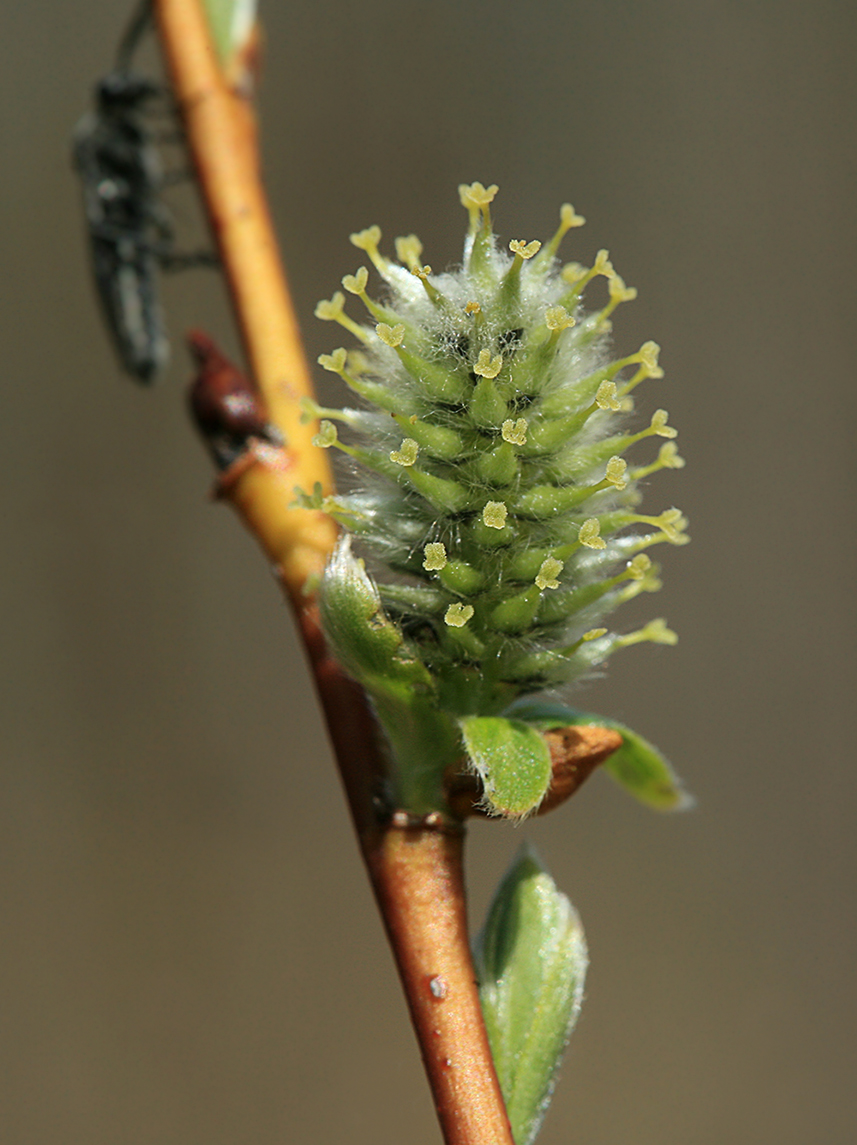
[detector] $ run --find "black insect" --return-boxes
[72,3,209,383]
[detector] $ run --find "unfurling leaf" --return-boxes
[459,716,552,817]
[508,700,692,811]
[475,848,588,1145]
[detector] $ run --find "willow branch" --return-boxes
[152,4,513,1142]
[154,0,335,601]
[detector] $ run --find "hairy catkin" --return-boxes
[307,184,687,720]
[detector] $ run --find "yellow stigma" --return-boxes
[559,203,586,230]
[545,305,574,332]
[390,438,419,466]
[619,618,678,647]
[561,262,587,285]
[318,348,348,373]
[314,292,346,321]
[638,340,664,378]
[350,225,381,252]
[509,239,541,259]
[483,501,508,529]
[423,542,448,571]
[342,267,369,294]
[445,602,475,628]
[657,508,688,542]
[459,182,498,212]
[578,517,606,549]
[474,349,503,379]
[312,420,338,448]
[595,380,621,411]
[542,203,588,262]
[658,441,686,469]
[501,418,529,445]
[608,273,638,304]
[634,507,688,543]
[592,249,614,277]
[395,234,423,270]
[626,553,652,581]
[535,557,564,590]
[376,322,406,348]
[605,456,628,490]
[651,409,677,438]
[465,301,482,317]
[349,225,388,277]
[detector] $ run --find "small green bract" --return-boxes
[307,184,688,815]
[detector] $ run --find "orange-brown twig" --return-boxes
[153,4,513,1141]
[154,0,335,603]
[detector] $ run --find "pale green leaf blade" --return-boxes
[459,716,552,817]
[475,847,588,1145]
[507,700,692,811]
[202,0,257,65]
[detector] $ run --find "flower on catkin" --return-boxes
[308,184,688,720]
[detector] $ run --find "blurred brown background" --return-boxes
[2,1,855,1142]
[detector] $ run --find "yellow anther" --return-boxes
[318,348,348,373]
[390,438,419,466]
[578,517,606,549]
[342,267,369,294]
[545,305,574,331]
[465,301,482,316]
[592,249,614,277]
[423,542,448,571]
[445,602,475,628]
[582,628,608,641]
[561,262,587,285]
[483,501,508,529]
[509,239,541,259]
[376,322,406,348]
[638,340,663,377]
[535,557,564,590]
[501,418,529,445]
[608,273,638,303]
[595,380,621,411]
[314,292,346,321]
[651,409,677,438]
[474,349,503,378]
[605,456,628,490]
[312,420,338,448]
[658,441,685,469]
[626,553,652,581]
[395,234,423,269]
[350,225,382,253]
[559,203,586,229]
[459,182,499,211]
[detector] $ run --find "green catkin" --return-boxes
[312,186,687,812]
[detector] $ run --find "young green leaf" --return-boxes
[475,847,588,1145]
[202,0,257,65]
[459,717,552,817]
[508,700,692,811]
